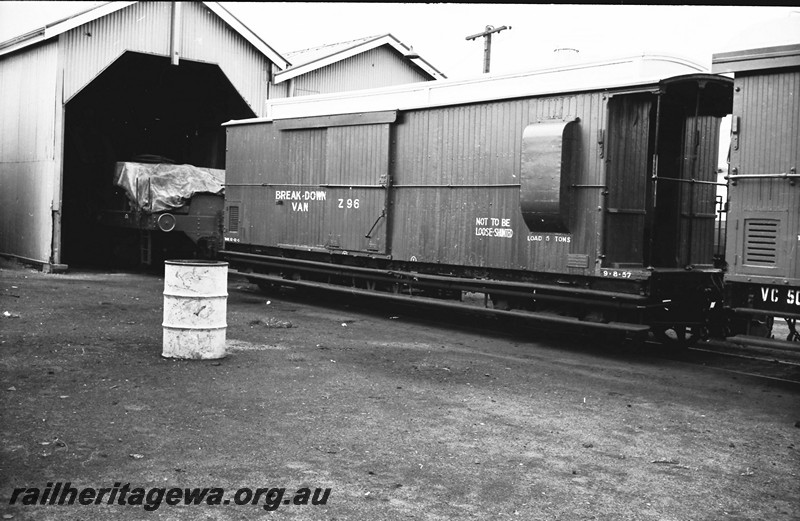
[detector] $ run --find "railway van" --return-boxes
[221,55,734,343]
[713,43,800,342]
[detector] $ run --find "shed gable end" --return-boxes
[291,46,434,97]
[59,1,272,115]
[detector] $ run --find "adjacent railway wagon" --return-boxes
[97,161,226,266]
[221,55,733,342]
[713,43,800,342]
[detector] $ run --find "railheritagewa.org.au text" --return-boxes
[9,482,331,511]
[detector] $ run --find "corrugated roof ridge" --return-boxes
[286,34,386,56]
[42,1,110,30]
[0,1,108,50]
[0,1,291,68]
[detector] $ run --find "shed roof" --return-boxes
[0,1,291,69]
[274,33,446,84]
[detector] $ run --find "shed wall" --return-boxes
[278,46,432,98]
[60,2,272,115]
[181,3,272,116]
[0,41,59,263]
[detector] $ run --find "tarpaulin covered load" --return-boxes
[114,162,225,213]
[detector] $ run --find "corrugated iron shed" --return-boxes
[0,1,291,269]
[273,33,445,98]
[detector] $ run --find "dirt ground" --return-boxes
[1,258,799,521]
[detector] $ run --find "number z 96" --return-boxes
[338,198,360,209]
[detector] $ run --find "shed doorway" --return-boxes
[61,51,255,268]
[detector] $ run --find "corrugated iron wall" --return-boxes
[60,2,271,115]
[60,2,171,102]
[727,69,800,280]
[0,41,60,262]
[280,46,431,98]
[181,3,271,116]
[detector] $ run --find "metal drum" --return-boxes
[162,260,228,359]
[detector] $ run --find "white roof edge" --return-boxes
[274,33,445,84]
[203,2,290,69]
[0,1,134,58]
[0,1,291,69]
[407,55,447,81]
[225,54,708,126]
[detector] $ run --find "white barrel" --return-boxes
[162,260,228,359]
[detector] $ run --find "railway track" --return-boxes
[655,338,800,386]
[233,273,800,386]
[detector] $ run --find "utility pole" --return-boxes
[465,25,511,73]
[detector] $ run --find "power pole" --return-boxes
[465,25,511,73]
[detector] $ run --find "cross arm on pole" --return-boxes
[465,25,510,41]
[465,25,511,73]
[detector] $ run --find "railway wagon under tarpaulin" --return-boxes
[222,55,733,341]
[96,161,226,266]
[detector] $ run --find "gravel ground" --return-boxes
[1,258,799,520]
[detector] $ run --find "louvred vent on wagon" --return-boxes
[743,218,778,266]
[227,206,240,233]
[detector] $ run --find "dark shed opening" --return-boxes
[61,51,255,268]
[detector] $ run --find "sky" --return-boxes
[0,2,798,79]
